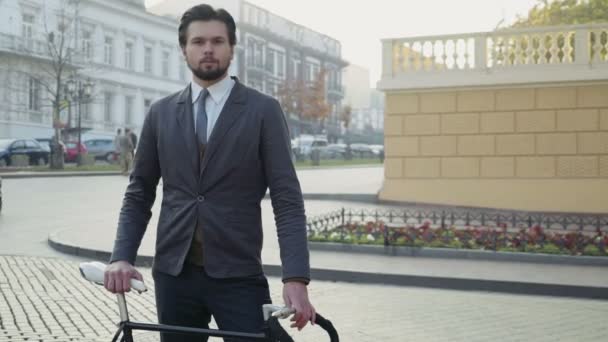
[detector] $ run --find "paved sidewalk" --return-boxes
[34,166,608,298]
[1,255,607,342]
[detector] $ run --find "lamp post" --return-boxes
[66,77,93,166]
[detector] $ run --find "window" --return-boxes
[22,14,34,39]
[82,30,92,60]
[162,50,170,77]
[255,43,263,68]
[266,49,275,73]
[247,39,255,67]
[25,140,39,149]
[11,141,26,151]
[304,63,312,82]
[124,42,133,70]
[22,14,34,49]
[144,46,153,73]
[292,59,300,80]
[28,77,40,111]
[104,92,113,122]
[104,36,113,65]
[277,52,285,78]
[125,96,134,125]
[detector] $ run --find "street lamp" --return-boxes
[66,77,93,165]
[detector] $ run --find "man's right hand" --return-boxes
[104,260,143,294]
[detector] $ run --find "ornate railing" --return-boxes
[379,23,608,89]
[307,208,608,255]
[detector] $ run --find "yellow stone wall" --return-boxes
[381,83,608,213]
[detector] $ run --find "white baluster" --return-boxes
[549,33,560,64]
[425,41,434,71]
[562,32,573,63]
[514,35,523,65]
[393,42,402,73]
[538,34,548,64]
[412,41,422,71]
[452,39,460,69]
[525,35,534,64]
[591,30,604,63]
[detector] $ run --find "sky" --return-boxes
[145,0,539,87]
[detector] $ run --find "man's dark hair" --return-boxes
[178,4,237,48]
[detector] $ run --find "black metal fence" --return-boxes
[306,208,608,255]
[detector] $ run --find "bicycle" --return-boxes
[79,261,339,342]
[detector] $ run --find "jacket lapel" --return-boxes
[200,78,247,179]
[175,86,199,175]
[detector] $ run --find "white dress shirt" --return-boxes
[191,75,235,140]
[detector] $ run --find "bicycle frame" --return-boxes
[112,293,272,342]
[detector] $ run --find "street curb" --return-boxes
[0,165,381,179]
[0,171,122,179]
[308,242,608,267]
[48,233,608,300]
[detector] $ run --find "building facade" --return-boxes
[149,0,348,139]
[0,0,346,141]
[0,0,190,140]
[379,23,608,213]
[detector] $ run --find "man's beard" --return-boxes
[188,61,230,81]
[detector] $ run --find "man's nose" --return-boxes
[202,42,213,53]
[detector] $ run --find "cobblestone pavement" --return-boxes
[1,255,607,342]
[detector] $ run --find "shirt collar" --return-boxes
[191,75,235,104]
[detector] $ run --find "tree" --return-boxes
[278,69,331,134]
[340,105,352,129]
[6,0,89,169]
[340,105,353,160]
[301,69,330,132]
[512,0,608,27]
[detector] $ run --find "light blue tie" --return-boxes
[196,89,209,145]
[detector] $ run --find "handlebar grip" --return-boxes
[314,314,339,342]
[130,278,147,293]
[266,313,339,342]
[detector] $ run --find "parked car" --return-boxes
[64,142,88,163]
[350,143,375,158]
[369,144,385,156]
[292,134,328,160]
[84,139,117,162]
[35,138,66,155]
[0,138,50,166]
[326,143,346,159]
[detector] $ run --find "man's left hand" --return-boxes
[283,281,316,330]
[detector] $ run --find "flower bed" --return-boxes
[308,221,608,257]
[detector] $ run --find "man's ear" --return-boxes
[180,46,187,60]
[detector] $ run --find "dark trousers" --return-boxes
[153,264,272,342]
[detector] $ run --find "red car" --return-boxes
[64,142,88,163]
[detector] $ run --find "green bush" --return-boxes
[537,243,564,255]
[583,245,603,256]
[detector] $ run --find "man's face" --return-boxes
[182,20,233,82]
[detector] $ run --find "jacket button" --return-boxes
[197,195,205,202]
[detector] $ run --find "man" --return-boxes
[125,128,137,162]
[113,128,122,162]
[118,129,134,175]
[128,128,138,152]
[104,4,314,341]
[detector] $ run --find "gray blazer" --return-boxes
[110,78,310,281]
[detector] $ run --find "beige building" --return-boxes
[378,24,608,213]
